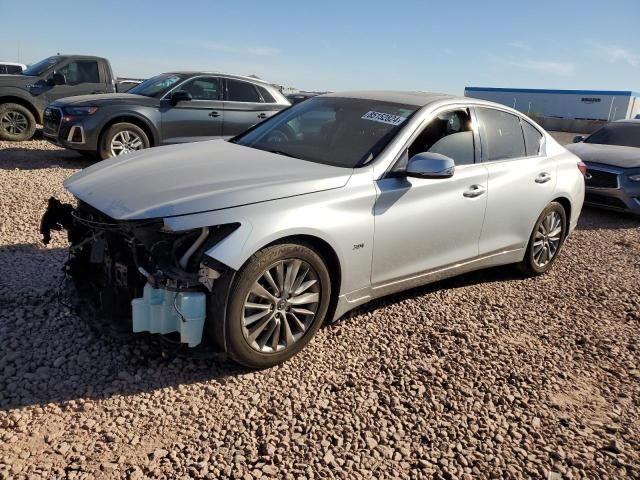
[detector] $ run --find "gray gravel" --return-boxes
[1,136,639,479]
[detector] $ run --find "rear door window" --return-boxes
[226,79,261,102]
[476,107,526,161]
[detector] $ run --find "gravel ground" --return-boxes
[0,136,639,479]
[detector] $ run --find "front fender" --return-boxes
[99,109,161,145]
[0,89,41,119]
[162,169,376,296]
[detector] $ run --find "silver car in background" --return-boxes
[42,91,585,368]
[567,120,640,215]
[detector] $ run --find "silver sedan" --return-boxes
[44,91,585,368]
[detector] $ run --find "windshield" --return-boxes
[22,56,64,76]
[585,123,640,148]
[128,73,184,98]
[232,97,417,168]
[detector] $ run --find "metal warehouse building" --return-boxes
[464,87,640,122]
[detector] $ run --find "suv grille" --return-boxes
[43,107,62,136]
[585,169,618,189]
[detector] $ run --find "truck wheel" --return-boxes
[99,122,150,159]
[0,103,36,141]
[224,242,332,369]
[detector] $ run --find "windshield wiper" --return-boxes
[266,149,300,159]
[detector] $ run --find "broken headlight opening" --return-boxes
[40,197,238,347]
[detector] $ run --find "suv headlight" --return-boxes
[64,106,98,117]
[629,174,640,182]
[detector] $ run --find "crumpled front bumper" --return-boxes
[39,197,223,348]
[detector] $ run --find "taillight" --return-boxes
[577,161,587,176]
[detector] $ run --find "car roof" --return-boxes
[613,119,640,124]
[322,90,454,107]
[56,55,107,61]
[320,90,552,121]
[166,71,276,86]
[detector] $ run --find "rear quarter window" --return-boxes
[522,121,543,156]
[257,85,276,103]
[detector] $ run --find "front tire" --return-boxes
[225,242,331,369]
[99,122,150,159]
[0,103,36,141]
[518,202,567,276]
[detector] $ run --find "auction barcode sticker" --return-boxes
[361,111,406,126]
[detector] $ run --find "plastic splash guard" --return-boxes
[131,283,206,347]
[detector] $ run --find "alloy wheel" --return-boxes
[533,211,563,268]
[242,259,321,354]
[110,130,144,156]
[1,111,28,135]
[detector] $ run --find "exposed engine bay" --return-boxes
[40,197,235,347]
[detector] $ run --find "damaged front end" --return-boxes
[40,197,237,348]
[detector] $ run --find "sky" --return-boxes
[0,0,638,94]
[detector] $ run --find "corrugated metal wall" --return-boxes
[464,88,636,121]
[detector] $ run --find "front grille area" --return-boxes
[585,192,628,210]
[585,169,618,189]
[43,107,62,136]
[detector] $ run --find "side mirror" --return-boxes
[170,90,192,106]
[48,72,66,86]
[573,135,585,143]
[406,152,455,179]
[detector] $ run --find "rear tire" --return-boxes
[518,202,567,276]
[225,242,331,369]
[99,122,150,159]
[0,103,36,141]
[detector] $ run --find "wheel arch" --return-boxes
[205,232,344,354]
[243,234,343,323]
[552,196,572,230]
[0,96,41,123]
[99,114,159,147]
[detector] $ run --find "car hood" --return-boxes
[64,140,352,220]
[52,93,160,108]
[566,142,640,168]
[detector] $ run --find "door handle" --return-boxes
[535,172,551,184]
[257,113,267,119]
[92,91,105,94]
[209,111,220,118]
[463,185,486,198]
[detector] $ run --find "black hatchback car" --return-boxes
[43,72,290,159]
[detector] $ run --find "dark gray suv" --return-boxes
[43,72,290,159]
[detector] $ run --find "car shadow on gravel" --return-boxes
[576,207,640,231]
[0,147,90,170]
[0,244,249,411]
[336,264,525,324]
